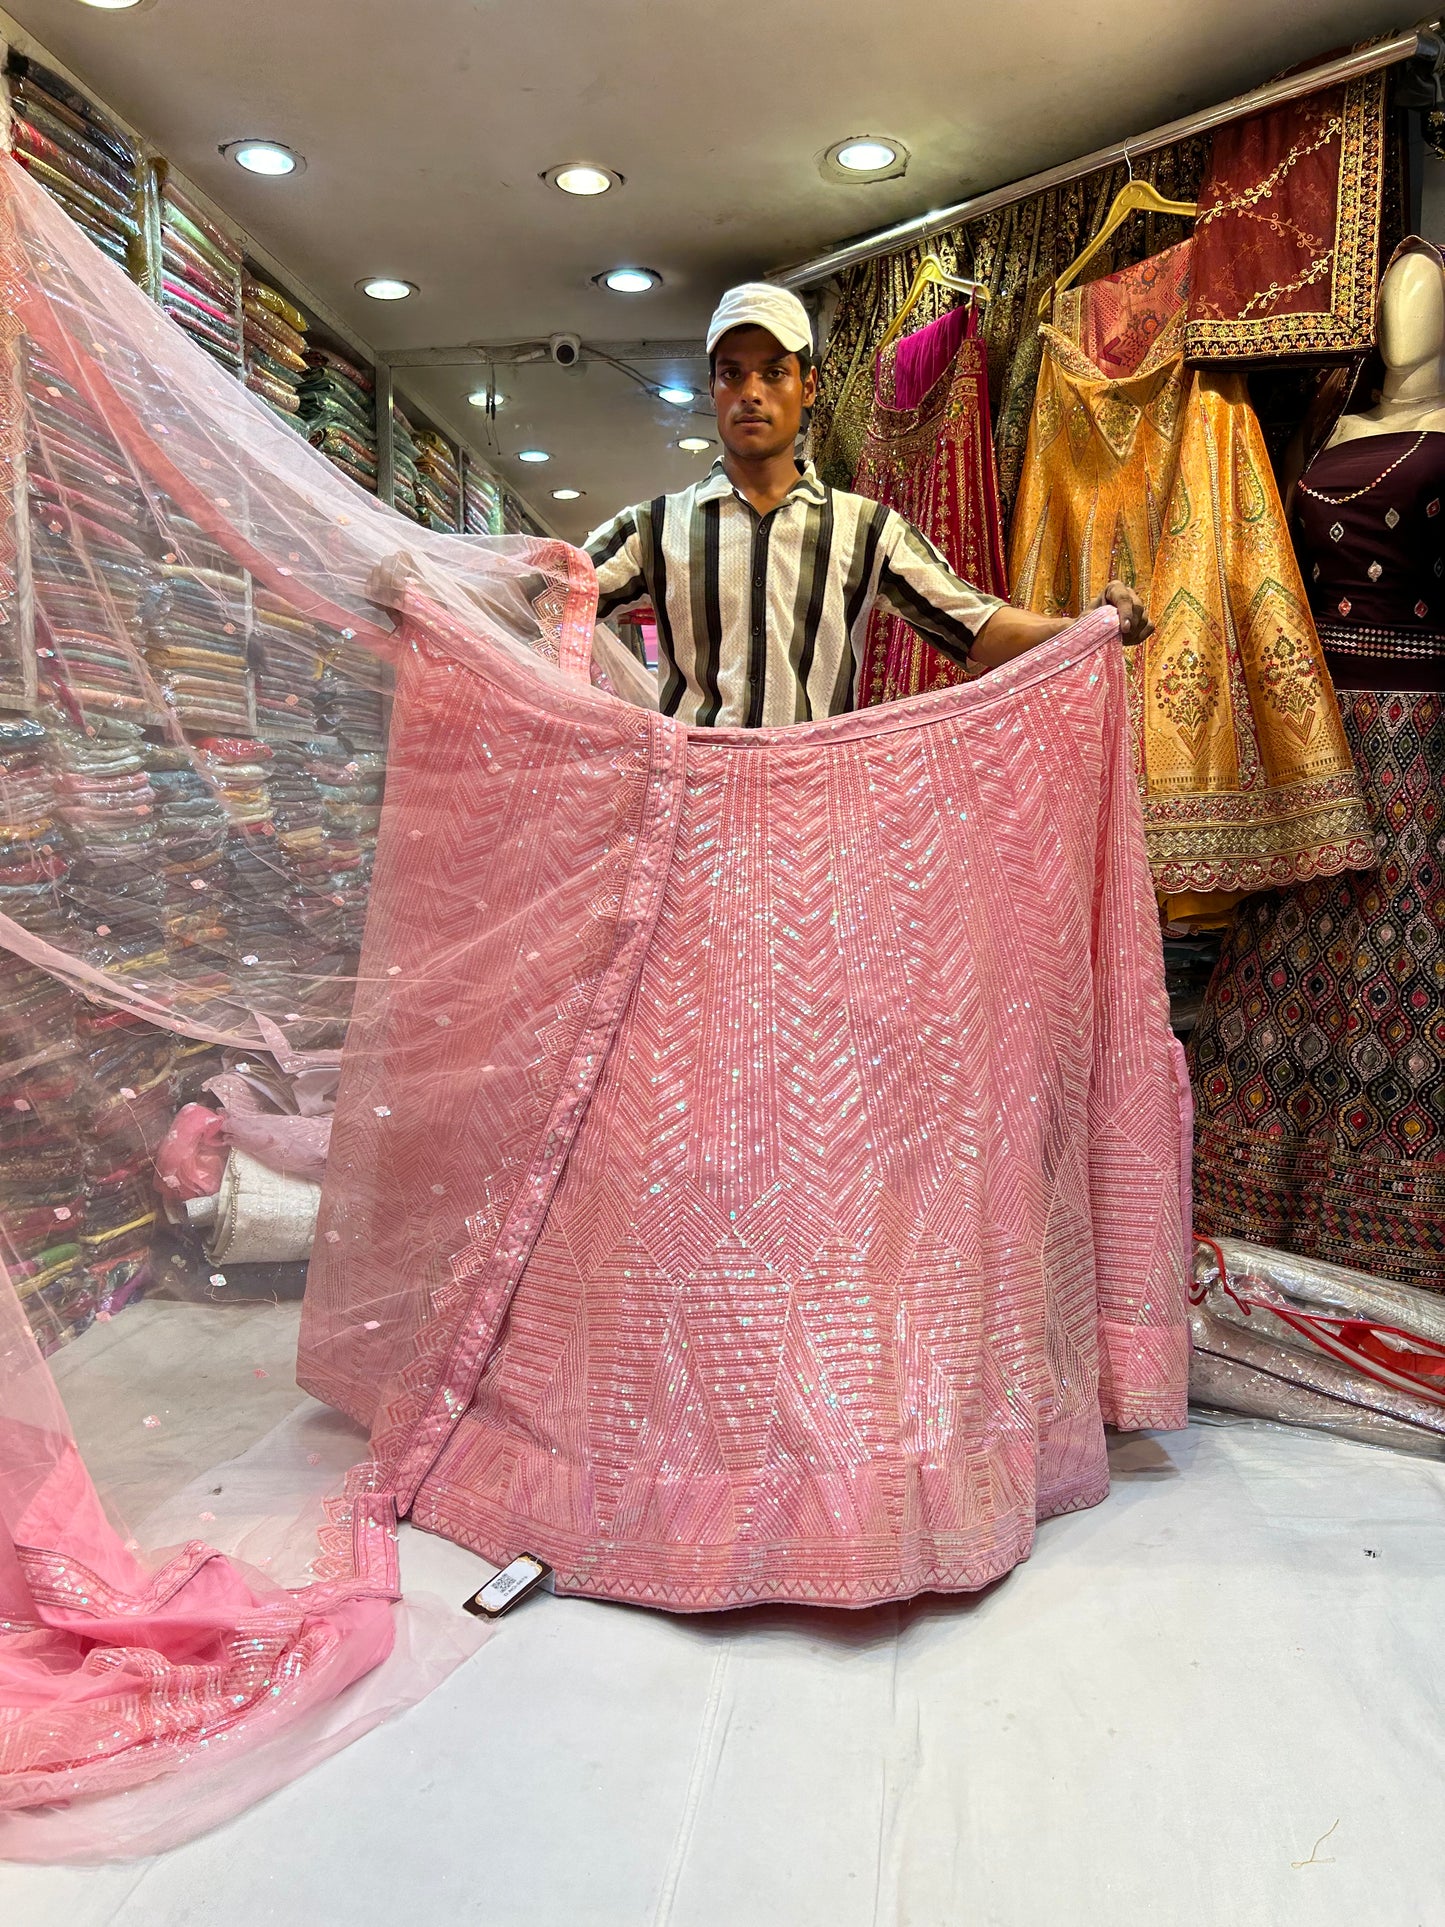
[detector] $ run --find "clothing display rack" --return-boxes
[773,30,1437,290]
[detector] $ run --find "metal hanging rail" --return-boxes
[771,30,1436,291]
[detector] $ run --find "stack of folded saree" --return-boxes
[145,738,231,969]
[27,345,159,727]
[47,719,165,975]
[140,512,253,734]
[7,55,139,276]
[391,404,422,521]
[299,346,378,493]
[315,633,386,744]
[243,275,309,424]
[463,466,504,535]
[251,591,322,737]
[305,736,383,954]
[74,1002,170,1303]
[0,718,68,944]
[265,738,344,955]
[415,428,461,530]
[159,178,244,375]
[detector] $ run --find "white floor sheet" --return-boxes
[6,1302,1443,1926]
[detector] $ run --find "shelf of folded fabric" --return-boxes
[155,167,245,377]
[6,54,143,280]
[414,427,462,531]
[243,274,309,427]
[463,464,506,536]
[298,344,379,495]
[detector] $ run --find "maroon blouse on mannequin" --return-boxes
[1293,428,1445,690]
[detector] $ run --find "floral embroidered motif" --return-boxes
[1155,642,1220,734]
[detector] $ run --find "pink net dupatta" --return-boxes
[0,151,617,1859]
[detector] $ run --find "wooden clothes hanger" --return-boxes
[1038,157,1198,322]
[878,254,989,356]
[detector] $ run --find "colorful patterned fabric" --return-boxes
[852,303,1009,705]
[1185,72,1386,362]
[809,142,1208,524]
[1190,686,1445,1290]
[1009,240,1374,905]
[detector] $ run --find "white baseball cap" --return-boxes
[706,282,814,357]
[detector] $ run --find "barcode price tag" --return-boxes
[463,1554,553,1619]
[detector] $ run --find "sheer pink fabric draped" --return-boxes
[0,153,611,1859]
[0,140,1188,1859]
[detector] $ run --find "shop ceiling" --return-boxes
[0,0,1410,541]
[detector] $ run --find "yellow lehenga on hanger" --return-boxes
[1009,239,1373,917]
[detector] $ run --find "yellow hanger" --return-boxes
[1037,177,1198,322]
[878,254,989,356]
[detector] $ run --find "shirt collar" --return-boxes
[697,457,829,508]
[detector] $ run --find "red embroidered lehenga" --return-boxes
[853,302,1009,704]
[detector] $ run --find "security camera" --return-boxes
[549,333,583,367]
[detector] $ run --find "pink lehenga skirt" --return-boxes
[299,606,1191,1611]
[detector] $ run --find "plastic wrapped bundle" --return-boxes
[390,404,422,522]
[299,345,378,493]
[243,276,308,424]
[159,178,244,374]
[1191,1236,1445,1457]
[6,56,139,275]
[414,428,460,531]
[463,464,504,535]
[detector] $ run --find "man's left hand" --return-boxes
[1090,580,1153,646]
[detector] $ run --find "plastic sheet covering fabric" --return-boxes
[299,603,1191,1611]
[464,466,504,537]
[0,146,636,1858]
[6,57,139,282]
[1190,1235,1445,1457]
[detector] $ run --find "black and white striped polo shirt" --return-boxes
[584,460,1003,727]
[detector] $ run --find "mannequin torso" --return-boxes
[1328,247,1445,445]
[1296,243,1445,690]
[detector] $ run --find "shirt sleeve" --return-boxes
[874,514,1005,667]
[584,506,650,622]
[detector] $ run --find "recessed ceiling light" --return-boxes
[552,487,584,501]
[544,163,622,197]
[74,0,153,10]
[357,277,416,301]
[221,139,304,177]
[821,136,909,183]
[678,437,713,453]
[658,385,695,406]
[598,268,659,294]
[517,449,551,464]
[468,388,506,408]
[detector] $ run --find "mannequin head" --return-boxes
[1378,243,1445,374]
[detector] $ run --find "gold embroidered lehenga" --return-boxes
[1009,241,1373,917]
